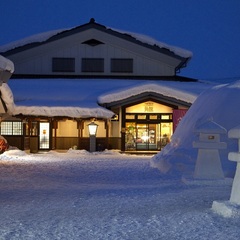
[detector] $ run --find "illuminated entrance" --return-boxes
[125,120,172,151]
[124,101,173,151]
[39,122,50,149]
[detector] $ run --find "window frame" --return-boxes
[52,57,75,72]
[0,121,23,135]
[111,58,133,73]
[81,58,104,73]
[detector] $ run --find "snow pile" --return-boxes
[0,83,15,114]
[151,80,240,178]
[3,149,27,157]
[212,201,240,218]
[67,148,121,156]
[67,148,92,155]
[0,55,14,73]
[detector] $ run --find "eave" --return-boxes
[99,91,192,109]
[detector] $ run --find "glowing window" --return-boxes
[1,121,23,135]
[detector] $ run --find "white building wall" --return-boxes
[7,29,178,76]
[111,121,120,137]
[57,120,78,137]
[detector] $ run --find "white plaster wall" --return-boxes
[57,120,78,137]
[8,28,178,76]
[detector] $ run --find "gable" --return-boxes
[98,82,196,109]
[100,91,191,110]
[1,19,192,78]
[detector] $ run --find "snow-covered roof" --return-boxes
[0,20,192,59]
[0,79,214,119]
[0,28,71,54]
[0,55,14,73]
[109,27,192,58]
[0,82,113,119]
[98,82,199,105]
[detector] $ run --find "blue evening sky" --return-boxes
[1,0,240,81]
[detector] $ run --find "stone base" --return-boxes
[194,149,224,179]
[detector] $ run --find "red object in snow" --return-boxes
[0,138,9,153]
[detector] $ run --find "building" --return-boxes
[0,19,210,153]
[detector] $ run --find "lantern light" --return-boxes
[88,121,98,136]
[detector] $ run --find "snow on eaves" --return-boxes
[0,83,114,119]
[109,27,193,59]
[0,55,14,73]
[12,105,114,119]
[0,28,71,53]
[0,22,192,59]
[98,83,197,105]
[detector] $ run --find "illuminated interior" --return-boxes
[39,122,50,149]
[125,101,173,151]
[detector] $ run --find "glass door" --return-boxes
[125,121,173,151]
[136,124,148,150]
[135,124,159,150]
[159,123,172,150]
[39,122,50,149]
[125,123,136,150]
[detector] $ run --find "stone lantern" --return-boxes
[228,125,240,204]
[193,120,227,179]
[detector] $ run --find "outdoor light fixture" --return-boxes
[88,121,98,152]
[88,121,98,136]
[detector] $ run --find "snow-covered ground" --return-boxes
[0,149,239,240]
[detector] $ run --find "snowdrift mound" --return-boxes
[151,80,240,178]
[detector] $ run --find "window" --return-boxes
[111,59,133,73]
[81,58,104,72]
[137,115,147,120]
[126,114,135,120]
[149,114,158,120]
[161,114,172,120]
[1,121,23,135]
[52,58,75,72]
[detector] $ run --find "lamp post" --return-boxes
[88,121,98,152]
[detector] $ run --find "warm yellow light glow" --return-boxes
[88,122,98,136]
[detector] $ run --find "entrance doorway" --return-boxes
[39,122,50,150]
[124,101,175,152]
[125,122,172,151]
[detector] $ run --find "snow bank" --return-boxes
[0,55,14,73]
[212,201,240,218]
[0,83,15,114]
[67,148,122,156]
[2,149,27,157]
[151,80,240,178]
